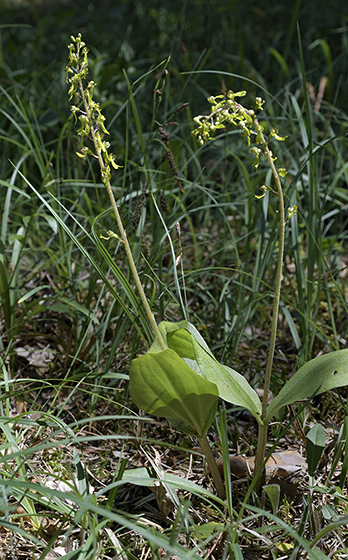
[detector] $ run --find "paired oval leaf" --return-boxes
[135,321,348,432]
[129,348,219,438]
[162,324,262,422]
[266,349,348,422]
[148,320,213,355]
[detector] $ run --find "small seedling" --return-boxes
[263,484,280,516]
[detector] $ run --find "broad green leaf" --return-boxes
[322,504,339,522]
[306,424,326,477]
[146,320,262,421]
[149,320,213,356]
[164,326,262,422]
[129,348,218,438]
[221,364,262,421]
[265,349,348,422]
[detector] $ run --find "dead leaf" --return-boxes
[215,455,250,478]
[105,528,128,560]
[255,388,273,404]
[217,449,305,480]
[44,541,74,558]
[15,399,27,415]
[153,481,174,517]
[15,345,56,374]
[265,450,306,478]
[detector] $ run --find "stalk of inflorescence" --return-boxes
[193,91,296,490]
[252,128,286,490]
[66,34,166,351]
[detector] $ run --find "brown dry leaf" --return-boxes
[105,528,128,560]
[154,481,174,518]
[15,399,27,415]
[15,345,56,374]
[217,449,305,480]
[44,552,61,560]
[44,540,74,558]
[255,388,273,404]
[27,412,42,420]
[142,447,175,518]
[265,450,306,478]
[215,455,250,478]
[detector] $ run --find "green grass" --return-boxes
[1,1,348,558]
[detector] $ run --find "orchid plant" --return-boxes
[67,34,348,500]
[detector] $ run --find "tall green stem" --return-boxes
[77,80,167,352]
[198,435,226,500]
[192,94,287,492]
[253,132,285,489]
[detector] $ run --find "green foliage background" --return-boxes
[2,0,348,367]
[2,0,347,104]
[1,1,348,557]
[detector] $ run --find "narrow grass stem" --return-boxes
[253,131,285,489]
[197,434,226,500]
[78,80,167,352]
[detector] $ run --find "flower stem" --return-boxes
[253,130,285,490]
[77,78,167,352]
